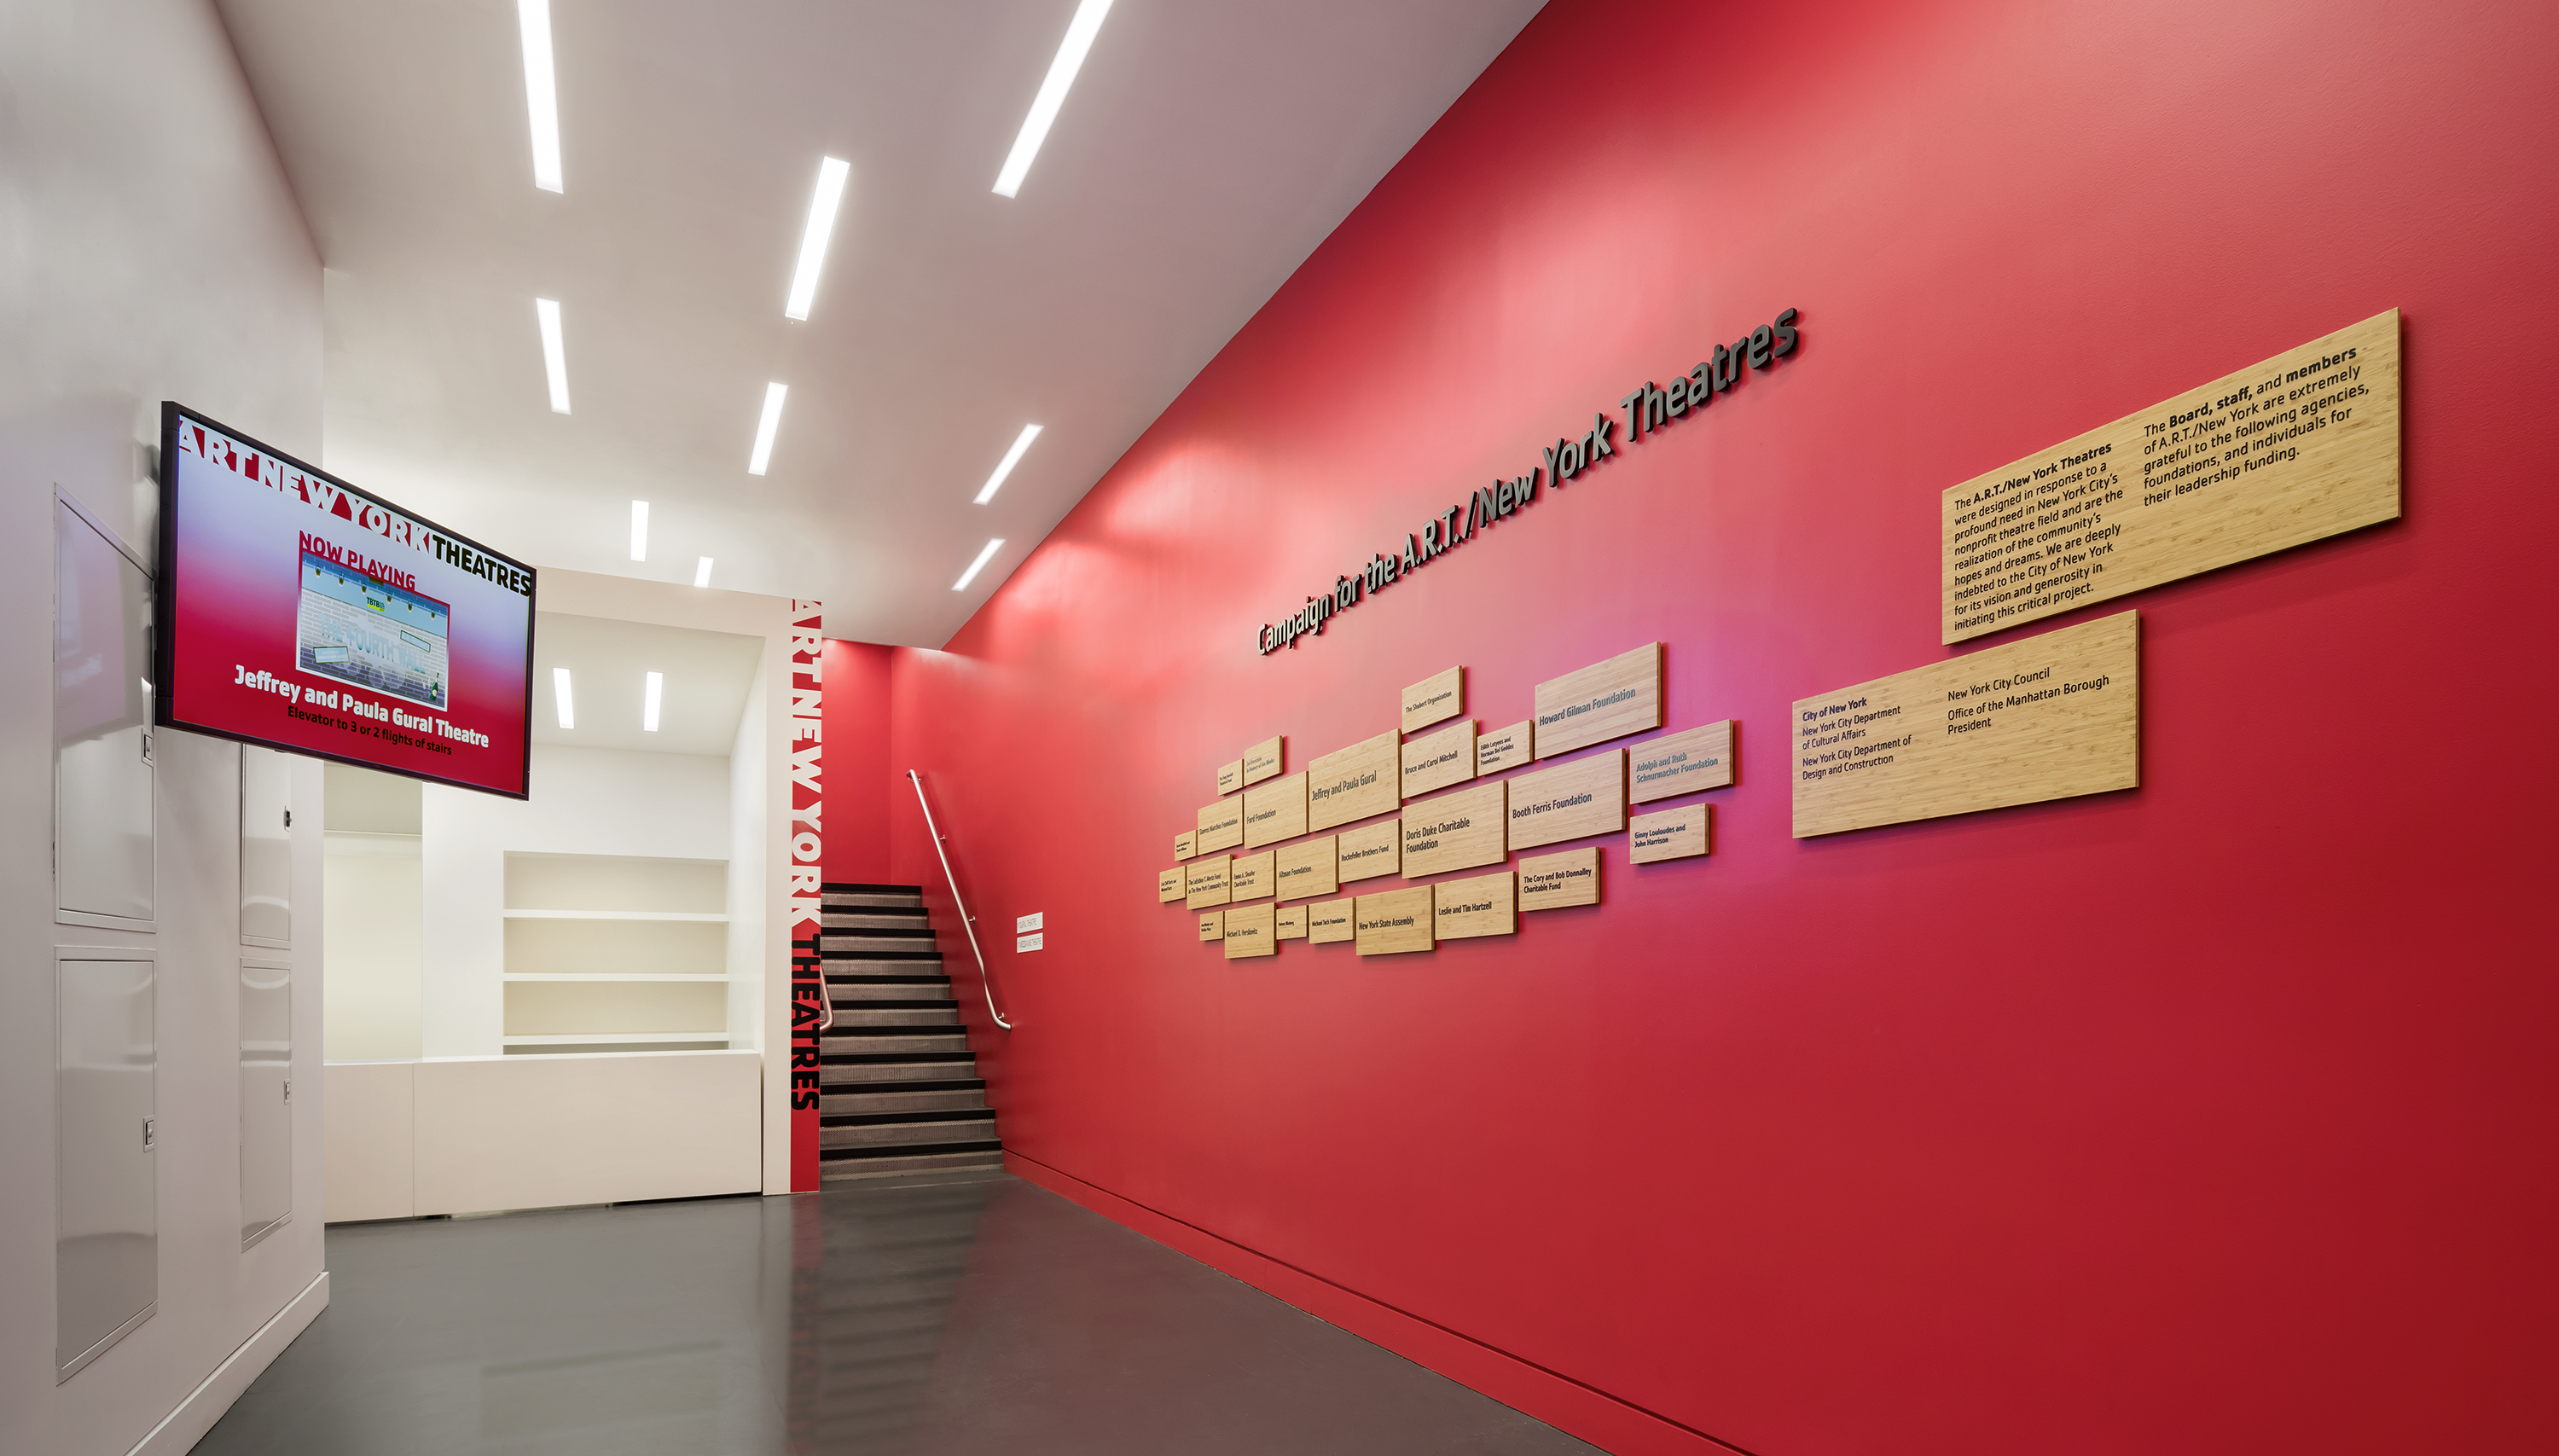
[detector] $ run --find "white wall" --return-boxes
[320,839,421,1060]
[0,3,328,1453]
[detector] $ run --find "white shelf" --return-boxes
[502,1032,732,1047]
[503,973,728,983]
[502,909,730,922]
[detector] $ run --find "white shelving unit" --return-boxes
[501,853,731,1052]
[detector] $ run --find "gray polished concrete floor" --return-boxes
[196,1169,1605,1455]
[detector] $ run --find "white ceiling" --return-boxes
[531,611,763,756]
[212,0,1545,646]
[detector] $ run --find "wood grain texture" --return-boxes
[1400,719,1477,798]
[1335,819,1401,883]
[1196,909,1223,943]
[1308,898,1354,944]
[1227,849,1275,902]
[1476,719,1534,775]
[1354,885,1434,956]
[1241,735,1284,786]
[1794,610,2138,838]
[1944,310,2400,643]
[1535,644,1661,757]
[1216,760,1244,796]
[1628,803,1710,863]
[1505,749,1627,851]
[1432,871,1516,940]
[1629,721,1735,803]
[1400,780,1507,879]
[1274,903,1308,940]
[1174,831,1196,861]
[1197,797,1244,853]
[1401,665,1464,734]
[1223,902,1275,959]
[1273,835,1338,902]
[1158,867,1185,903]
[1242,770,1309,849]
[1307,730,1400,831]
[1183,855,1231,908]
[1517,847,1599,911]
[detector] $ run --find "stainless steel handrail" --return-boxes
[909,769,1013,1031]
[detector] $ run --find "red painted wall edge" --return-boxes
[869,0,2558,1451]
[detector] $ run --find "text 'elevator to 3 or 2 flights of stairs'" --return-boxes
[817,883,1004,1182]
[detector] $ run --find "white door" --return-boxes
[56,952,155,1381]
[241,745,293,946]
[55,500,155,926]
[240,959,293,1247]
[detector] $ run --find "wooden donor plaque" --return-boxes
[1401,665,1463,734]
[1241,735,1285,786]
[1400,719,1476,799]
[1175,831,1196,861]
[1273,836,1338,901]
[1629,721,1735,803]
[1629,803,1710,863]
[1307,731,1400,832]
[1184,855,1231,909]
[1432,872,1515,941]
[1158,867,1185,903]
[1517,847,1599,911]
[1308,898,1354,943]
[1224,902,1276,960]
[1353,885,1434,956]
[1197,798,1244,853]
[1476,719,1534,775]
[1274,903,1309,940]
[1535,644,1661,758]
[1400,780,1506,879]
[1506,750,1626,851]
[1216,759,1244,796]
[1943,310,2399,643]
[1795,610,2138,837]
[1227,850,1275,902]
[1242,771,1308,849]
[1336,819,1401,883]
[1196,909,1223,943]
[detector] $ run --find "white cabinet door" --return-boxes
[240,959,293,1247]
[55,500,155,927]
[56,951,155,1381]
[241,745,293,946]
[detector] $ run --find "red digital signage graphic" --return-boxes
[156,403,535,798]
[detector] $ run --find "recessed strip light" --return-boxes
[517,0,563,193]
[643,671,663,732]
[536,298,570,413]
[992,0,1115,199]
[553,666,575,729]
[693,556,713,588]
[784,158,851,321]
[749,382,788,475]
[953,537,1006,591]
[630,501,649,560]
[974,424,1043,504]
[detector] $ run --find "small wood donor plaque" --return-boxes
[1943,310,2399,643]
[1224,902,1275,959]
[1307,731,1400,832]
[1158,867,1185,903]
[1274,836,1338,901]
[1794,610,2138,838]
[1517,847,1599,911]
[1174,831,1196,861]
[1216,760,1244,796]
[1400,719,1476,799]
[1354,885,1434,956]
[1401,780,1506,879]
[1629,722,1734,803]
[1535,644,1661,758]
[1506,749,1626,851]
[1401,665,1463,733]
[1433,872,1515,940]
[1629,803,1709,863]
[1476,720,1534,775]
[1196,909,1223,943]
[1336,820,1400,883]
[1242,771,1308,849]
[1184,855,1231,908]
[1197,798,1244,853]
[1227,850,1275,902]
[1241,735,1285,786]
[1308,898,1354,943]
[1274,904,1308,940]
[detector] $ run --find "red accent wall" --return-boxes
[821,638,893,885]
[885,0,2558,1450]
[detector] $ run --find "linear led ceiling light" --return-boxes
[953,537,1006,591]
[518,0,563,192]
[536,298,570,413]
[643,671,664,732]
[553,667,575,729]
[974,424,1043,503]
[749,382,788,475]
[630,500,649,560]
[693,556,714,588]
[784,158,851,321]
[992,0,1114,198]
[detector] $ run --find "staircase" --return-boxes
[817,883,1004,1182]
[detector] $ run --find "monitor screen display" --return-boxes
[155,403,534,797]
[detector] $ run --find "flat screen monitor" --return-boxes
[155,402,535,798]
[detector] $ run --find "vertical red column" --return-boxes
[787,600,825,1192]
